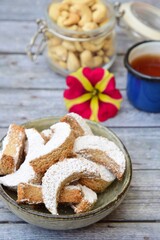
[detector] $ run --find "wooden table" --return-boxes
[0,0,160,239]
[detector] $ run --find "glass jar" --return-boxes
[27,1,160,76]
[27,0,116,76]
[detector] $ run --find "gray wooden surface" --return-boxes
[0,0,160,239]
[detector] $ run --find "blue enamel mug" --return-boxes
[124,41,160,113]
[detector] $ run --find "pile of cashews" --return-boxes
[47,0,115,72]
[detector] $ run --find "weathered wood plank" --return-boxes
[0,222,160,240]
[0,127,159,170]
[0,0,159,21]
[0,170,160,222]
[0,54,126,90]
[0,89,159,128]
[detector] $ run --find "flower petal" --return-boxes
[98,101,120,122]
[95,71,114,92]
[64,93,92,110]
[64,75,86,100]
[69,101,92,119]
[98,93,122,110]
[90,96,99,122]
[102,76,122,99]
[83,67,105,87]
[71,68,93,92]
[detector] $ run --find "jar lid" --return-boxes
[119,2,160,40]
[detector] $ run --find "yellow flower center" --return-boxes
[92,88,99,97]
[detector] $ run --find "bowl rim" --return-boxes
[124,40,160,82]
[0,117,132,220]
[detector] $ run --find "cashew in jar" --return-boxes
[63,13,80,26]
[48,2,69,22]
[57,15,68,27]
[58,61,67,69]
[97,50,104,56]
[51,45,68,61]
[104,56,110,63]
[103,38,113,51]
[48,37,62,47]
[82,41,104,52]
[74,42,84,52]
[70,4,92,27]
[80,50,93,68]
[92,56,103,67]
[92,3,108,23]
[82,22,98,31]
[62,41,76,51]
[67,52,81,72]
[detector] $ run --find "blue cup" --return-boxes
[124,41,160,113]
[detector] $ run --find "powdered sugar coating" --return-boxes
[80,185,97,204]
[41,129,53,140]
[74,135,126,176]
[67,113,93,135]
[0,129,43,188]
[42,158,100,215]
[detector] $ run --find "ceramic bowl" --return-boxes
[0,117,132,230]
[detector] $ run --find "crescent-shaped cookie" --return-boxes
[30,122,75,173]
[73,135,126,180]
[42,157,100,215]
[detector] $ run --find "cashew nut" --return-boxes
[92,56,103,67]
[82,41,104,52]
[104,56,110,63]
[51,46,68,61]
[92,3,107,23]
[58,61,67,69]
[63,13,80,26]
[62,41,76,51]
[70,4,92,27]
[67,52,81,72]
[48,37,62,47]
[82,22,98,31]
[61,11,69,18]
[57,15,67,27]
[103,38,113,50]
[48,2,69,22]
[74,42,84,52]
[48,3,61,22]
[97,50,104,56]
[80,50,93,68]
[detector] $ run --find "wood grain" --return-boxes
[0,54,126,90]
[0,222,160,240]
[0,89,159,128]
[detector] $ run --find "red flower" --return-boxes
[64,67,122,122]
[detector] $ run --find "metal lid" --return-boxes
[119,2,160,40]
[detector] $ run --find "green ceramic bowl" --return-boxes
[0,117,132,230]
